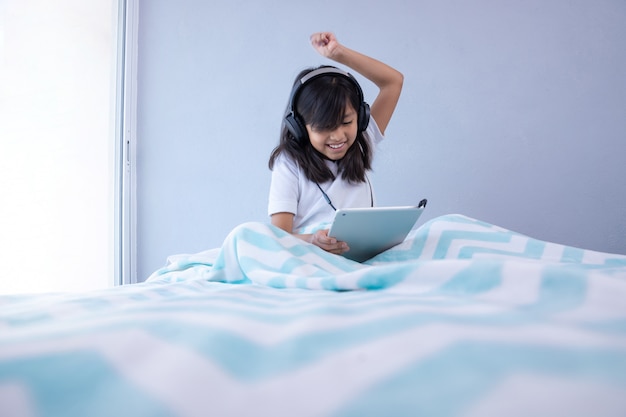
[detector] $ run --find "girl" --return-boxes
[268,32,403,255]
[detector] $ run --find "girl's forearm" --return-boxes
[329,44,403,91]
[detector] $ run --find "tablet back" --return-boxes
[328,202,426,262]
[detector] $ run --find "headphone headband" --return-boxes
[284,66,370,144]
[299,67,353,85]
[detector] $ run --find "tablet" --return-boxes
[328,199,427,262]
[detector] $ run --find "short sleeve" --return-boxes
[268,154,299,216]
[365,117,384,146]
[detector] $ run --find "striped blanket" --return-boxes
[1,214,626,417]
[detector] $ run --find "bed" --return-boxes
[2,214,626,417]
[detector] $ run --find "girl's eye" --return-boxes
[342,119,353,126]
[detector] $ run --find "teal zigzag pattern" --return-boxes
[2,215,626,417]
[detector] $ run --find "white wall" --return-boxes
[136,0,626,280]
[0,0,118,294]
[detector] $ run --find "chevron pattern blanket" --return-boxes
[1,214,626,417]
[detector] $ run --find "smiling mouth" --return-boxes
[327,143,346,150]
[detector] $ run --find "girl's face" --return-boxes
[305,103,358,161]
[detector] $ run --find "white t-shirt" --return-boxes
[268,118,384,233]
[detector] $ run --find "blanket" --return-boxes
[1,214,626,417]
[149,214,626,290]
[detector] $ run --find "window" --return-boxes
[0,0,128,294]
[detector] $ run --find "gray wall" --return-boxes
[137,0,626,280]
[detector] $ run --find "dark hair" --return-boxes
[268,66,372,184]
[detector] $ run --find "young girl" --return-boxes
[268,32,403,255]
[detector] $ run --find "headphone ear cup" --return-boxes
[358,102,371,132]
[284,111,308,144]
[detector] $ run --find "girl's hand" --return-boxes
[310,229,349,255]
[310,32,341,59]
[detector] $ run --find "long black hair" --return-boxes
[268,66,372,184]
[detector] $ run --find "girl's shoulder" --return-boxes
[365,117,385,146]
[273,151,298,169]
[272,151,302,178]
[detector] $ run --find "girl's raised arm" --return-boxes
[310,32,403,135]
